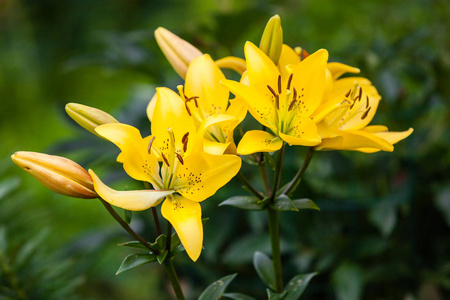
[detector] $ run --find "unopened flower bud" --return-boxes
[155,27,203,79]
[259,14,283,65]
[11,151,97,199]
[65,103,118,138]
[215,56,247,75]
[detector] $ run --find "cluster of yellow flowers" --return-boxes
[12,15,412,263]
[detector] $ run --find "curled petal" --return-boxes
[327,62,360,80]
[357,127,414,153]
[215,56,247,75]
[316,130,393,152]
[237,130,283,155]
[161,195,203,261]
[95,123,160,185]
[89,170,173,211]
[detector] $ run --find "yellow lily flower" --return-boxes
[315,73,413,152]
[89,87,241,261]
[148,54,247,155]
[222,42,329,155]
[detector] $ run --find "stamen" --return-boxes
[365,95,369,108]
[181,132,189,144]
[345,89,352,98]
[293,87,297,100]
[361,107,371,120]
[161,153,170,166]
[184,102,192,116]
[277,75,282,94]
[267,85,277,98]
[148,136,156,154]
[288,99,297,111]
[356,87,362,101]
[187,96,199,108]
[350,99,356,109]
[182,132,189,153]
[287,73,293,90]
[176,153,184,165]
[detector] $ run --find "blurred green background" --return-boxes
[1,0,449,299]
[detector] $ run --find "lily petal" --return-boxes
[327,62,360,80]
[146,93,157,122]
[89,170,173,211]
[290,48,328,116]
[316,130,394,152]
[278,44,301,79]
[237,130,283,155]
[279,116,321,146]
[215,56,247,75]
[152,87,197,154]
[356,128,413,153]
[161,195,203,261]
[245,42,280,94]
[176,152,241,201]
[95,123,160,185]
[185,54,229,116]
[222,79,277,132]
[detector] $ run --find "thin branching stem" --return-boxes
[238,172,265,200]
[282,147,315,196]
[99,198,160,254]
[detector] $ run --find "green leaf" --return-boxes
[117,241,149,251]
[284,272,318,300]
[0,227,7,254]
[150,234,167,251]
[0,177,20,201]
[220,196,264,211]
[242,155,258,165]
[123,209,132,224]
[223,292,257,300]
[332,263,363,300]
[271,195,298,212]
[15,228,49,267]
[368,200,397,237]
[157,250,168,264]
[253,251,276,290]
[291,199,320,211]
[198,273,237,300]
[267,289,286,300]
[115,253,157,275]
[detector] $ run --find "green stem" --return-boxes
[270,144,286,202]
[166,222,173,252]
[99,198,160,254]
[258,153,271,196]
[238,172,264,200]
[152,207,162,236]
[282,147,315,196]
[163,259,186,300]
[267,208,283,293]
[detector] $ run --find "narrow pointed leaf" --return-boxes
[198,273,238,300]
[292,199,321,211]
[117,241,149,251]
[271,195,299,212]
[284,272,318,300]
[220,196,264,210]
[267,289,287,300]
[116,253,157,275]
[150,234,167,252]
[253,251,276,290]
[157,250,168,264]
[223,293,257,300]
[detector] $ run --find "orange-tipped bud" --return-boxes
[11,151,97,199]
[65,103,118,138]
[155,27,203,79]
